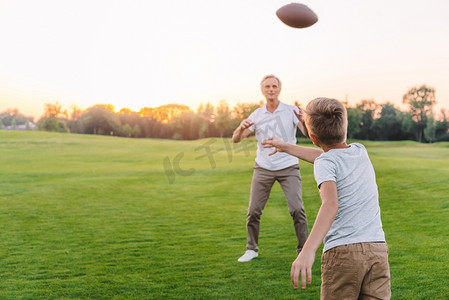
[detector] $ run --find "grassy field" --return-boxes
[0,131,448,299]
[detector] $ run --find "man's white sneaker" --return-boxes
[238,250,258,262]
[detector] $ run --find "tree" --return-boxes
[44,101,68,118]
[232,101,262,121]
[121,123,133,137]
[197,102,215,121]
[402,85,436,142]
[132,124,141,138]
[353,100,379,140]
[153,104,191,123]
[435,109,449,141]
[37,116,69,132]
[424,115,436,143]
[80,105,121,135]
[66,105,84,133]
[197,102,219,138]
[117,108,143,138]
[401,112,417,140]
[11,118,17,129]
[372,103,405,140]
[139,107,156,119]
[214,100,232,137]
[69,104,83,120]
[347,107,362,139]
[94,104,115,113]
[138,107,167,138]
[170,112,194,140]
[0,108,34,127]
[38,102,69,132]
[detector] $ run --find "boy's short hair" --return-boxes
[260,74,282,89]
[305,97,347,146]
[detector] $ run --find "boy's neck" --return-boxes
[321,142,349,152]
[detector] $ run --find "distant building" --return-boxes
[2,122,37,131]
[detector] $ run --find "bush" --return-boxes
[37,117,69,133]
[436,133,449,142]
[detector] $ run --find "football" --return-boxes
[276,3,318,28]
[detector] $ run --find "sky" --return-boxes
[1,0,449,120]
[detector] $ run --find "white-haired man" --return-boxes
[233,74,309,262]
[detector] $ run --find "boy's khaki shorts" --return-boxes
[321,242,391,300]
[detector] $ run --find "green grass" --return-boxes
[0,131,448,299]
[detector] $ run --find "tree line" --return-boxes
[1,85,448,143]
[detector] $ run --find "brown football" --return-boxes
[276,3,318,28]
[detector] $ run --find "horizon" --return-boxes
[3,95,446,124]
[1,0,449,120]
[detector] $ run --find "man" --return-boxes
[232,74,309,262]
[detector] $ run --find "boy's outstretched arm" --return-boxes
[261,136,323,164]
[291,181,339,290]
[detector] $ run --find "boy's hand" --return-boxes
[261,136,286,156]
[291,248,315,290]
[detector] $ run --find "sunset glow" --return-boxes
[1,0,448,119]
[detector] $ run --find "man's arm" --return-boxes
[261,136,323,163]
[232,119,254,143]
[291,181,339,290]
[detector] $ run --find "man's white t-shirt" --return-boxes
[314,143,386,252]
[248,101,299,171]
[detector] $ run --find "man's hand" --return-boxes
[232,119,254,143]
[294,106,305,123]
[261,136,286,156]
[239,119,254,131]
[294,107,309,137]
[291,248,316,290]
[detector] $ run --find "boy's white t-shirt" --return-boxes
[314,143,386,252]
[248,101,299,171]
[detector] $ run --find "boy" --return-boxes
[262,97,391,299]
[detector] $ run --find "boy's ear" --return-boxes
[310,134,320,147]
